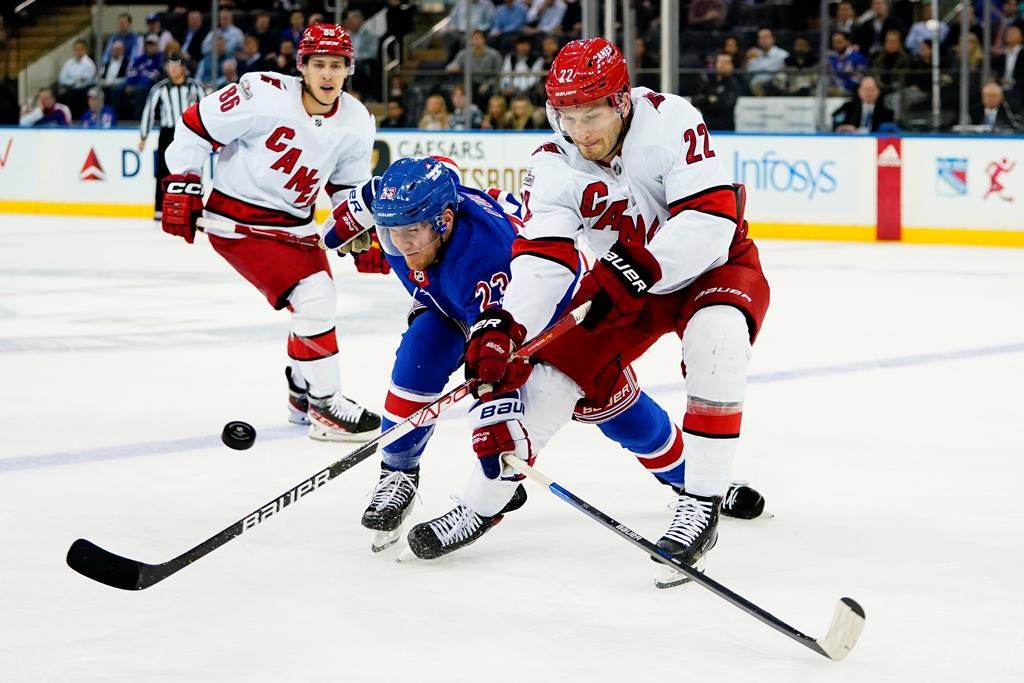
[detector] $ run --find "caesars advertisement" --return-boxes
[0,127,1020,241]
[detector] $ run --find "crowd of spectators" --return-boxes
[13,0,1024,133]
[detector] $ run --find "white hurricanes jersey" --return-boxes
[165,72,375,237]
[504,87,741,337]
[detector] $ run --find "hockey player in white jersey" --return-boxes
[161,23,381,441]
[409,38,770,585]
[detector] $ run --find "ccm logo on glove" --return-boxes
[165,181,203,195]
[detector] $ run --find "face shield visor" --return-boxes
[377,219,443,258]
[546,96,625,141]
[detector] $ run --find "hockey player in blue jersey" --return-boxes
[321,156,764,553]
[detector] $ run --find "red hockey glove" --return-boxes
[161,173,204,244]
[469,395,532,479]
[465,309,532,399]
[351,230,391,274]
[570,240,662,331]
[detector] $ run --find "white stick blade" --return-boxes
[816,597,866,661]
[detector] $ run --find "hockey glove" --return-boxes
[352,230,391,274]
[465,309,532,399]
[570,240,662,330]
[320,177,379,254]
[161,173,204,244]
[469,394,532,480]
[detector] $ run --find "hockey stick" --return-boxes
[65,302,591,591]
[503,456,866,661]
[196,217,321,248]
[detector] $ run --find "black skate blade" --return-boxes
[66,539,146,590]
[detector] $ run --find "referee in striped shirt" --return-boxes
[138,52,203,220]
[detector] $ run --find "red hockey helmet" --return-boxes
[298,23,354,72]
[545,38,630,109]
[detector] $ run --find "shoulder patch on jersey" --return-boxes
[532,142,565,156]
[642,91,666,110]
[239,78,254,100]
[258,73,284,90]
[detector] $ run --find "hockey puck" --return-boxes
[221,421,256,450]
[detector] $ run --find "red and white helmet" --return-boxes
[298,23,354,73]
[545,38,630,109]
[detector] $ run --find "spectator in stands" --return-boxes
[104,13,140,63]
[250,13,277,60]
[856,0,905,57]
[447,30,503,105]
[951,32,985,72]
[117,34,164,119]
[419,93,452,130]
[833,1,857,36]
[280,10,306,51]
[273,39,299,77]
[719,35,743,70]
[480,93,510,128]
[507,94,540,129]
[19,87,71,127]
[539,33,560,70]
[745,27,790,96]
[237,35,268,77]
[905,3,948,56]
[499,35,543,97]
[450,83,483,129]
[692,52,744,131]
[490,0,529,52]
[688,0,729,30]
[220,59,239,88]
[445,0,495,59]
[525,0,567,37]
[346,9,381,101]
[204,9,245,57]
[560,0,583,38]
[833,75,895,132]
[308,13,326,27]
[994,0,1024,55]
[196,34,229,86]
[972,80,1021,131]
[781,36,819,95]
[57,39,97,117]
[81,86,116,128]
[528,0,569,37]
[99,40,129,93]
[871,29,910,97]
[828,30,870,94]
[380,99,411,128]
[178,10,207,69]
[943,6,983,55]
[997,24,1024,100]
[633,37,660,91]
[146,14,175,53]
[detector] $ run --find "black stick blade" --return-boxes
[67,539,146,590]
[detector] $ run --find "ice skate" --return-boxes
[406,485,527,560]
[362,464,420,552]
[721,481,767,520]
[307,393,381,442]
[653,490,720,589]
[286,367,310,425]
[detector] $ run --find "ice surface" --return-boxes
[1,216,1023,681]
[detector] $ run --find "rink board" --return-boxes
[0,127,1021,246]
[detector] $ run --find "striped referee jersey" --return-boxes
[139,77,204,137]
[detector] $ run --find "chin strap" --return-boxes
[300,78,335,108]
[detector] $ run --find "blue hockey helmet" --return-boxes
[373,157,459,235]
